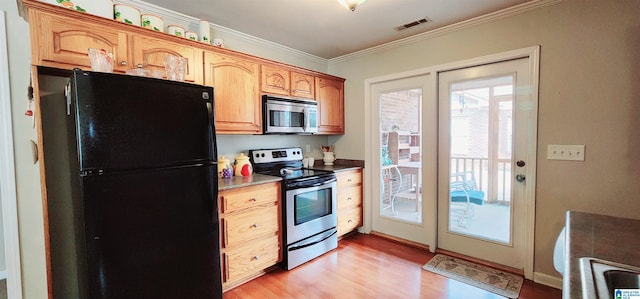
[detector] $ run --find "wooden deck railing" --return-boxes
[450,157,512,203]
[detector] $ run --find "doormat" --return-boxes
[422,254,523,298]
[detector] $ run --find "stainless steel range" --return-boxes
[249,147,337,270]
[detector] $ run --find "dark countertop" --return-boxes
[564,211,640,299]
[218,161,363,190]
[218,173,282,191]
[308,164,363,172]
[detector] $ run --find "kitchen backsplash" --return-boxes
[217,135,330,161]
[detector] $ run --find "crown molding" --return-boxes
[114,0,561,67]
[114,0,328,66]
[328,0,564,65]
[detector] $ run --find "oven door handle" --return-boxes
[288,229,337,252]
[308,178,336,187]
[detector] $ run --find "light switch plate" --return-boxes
[547,144,585,161]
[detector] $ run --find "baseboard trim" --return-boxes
[369,231,430,251]
[533,271,563,290]
[0,270,6,280]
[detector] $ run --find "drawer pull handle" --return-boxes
[252,256,259,261]
[348,219,353,223]
[347,179,353,182]
[120,60,127,66]
[250,198,257,202]
[347,197,352,200]
[252,224,258,228]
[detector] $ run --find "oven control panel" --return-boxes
[250,147,304,164]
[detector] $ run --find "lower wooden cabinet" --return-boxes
[336,169,363,237]
[24,1,347,136]
[218,182,281,290]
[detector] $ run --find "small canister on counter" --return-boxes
[233,153,253,177]
[217,156,233,178]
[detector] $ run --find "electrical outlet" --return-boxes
[547,144,585,161]
[306,144,311,153]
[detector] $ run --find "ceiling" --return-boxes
[143,0,534,59]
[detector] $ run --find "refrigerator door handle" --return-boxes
[65,82,72,116]
[206,102,213,119]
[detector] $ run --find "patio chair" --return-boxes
[450,171,485,227]
[381,165,403,215]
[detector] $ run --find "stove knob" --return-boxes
[261,153,265,157]
[254,153,259,158]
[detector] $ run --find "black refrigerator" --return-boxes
[55,69,222,298]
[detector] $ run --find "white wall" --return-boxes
[218,135,328,162]
[328,0,640,279]
[0,0,49,297]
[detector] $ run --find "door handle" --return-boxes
[515,174,526,182]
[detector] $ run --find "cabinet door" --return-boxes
[260,65,290,97]
[316,76,345,134]
[131,35,204,84]
[204,51,261,134]
[261,66,315,100]
[290,71,315,99]
[29,10,129,72]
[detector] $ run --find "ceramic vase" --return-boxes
[322,152,335,166]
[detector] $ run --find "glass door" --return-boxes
[371,74,435,245]
[437,57,534,270]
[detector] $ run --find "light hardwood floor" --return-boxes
[224,233,562,299]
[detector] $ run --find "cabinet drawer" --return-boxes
[223,205,279,247]
[337,170,362,189]
[220,183,279,213]
[338,186,362,211]
[337,207,362,237]
[223,235,280,284]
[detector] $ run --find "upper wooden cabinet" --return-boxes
[27,5,204,84]
[316,76,345,134]
[131,35,203,84]
[261,65,315,99]
[28,9,129,72]
[23,0,346,135]
[204,51,261,134]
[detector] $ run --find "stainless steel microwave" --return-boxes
[263,95,318,134]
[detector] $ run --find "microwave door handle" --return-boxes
[302,108,308,132]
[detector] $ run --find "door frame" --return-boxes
[0,10,25,298]
[367,74,435,245]
[432,46,539,279]
[363,46,539,279]
[363,69,438,249]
